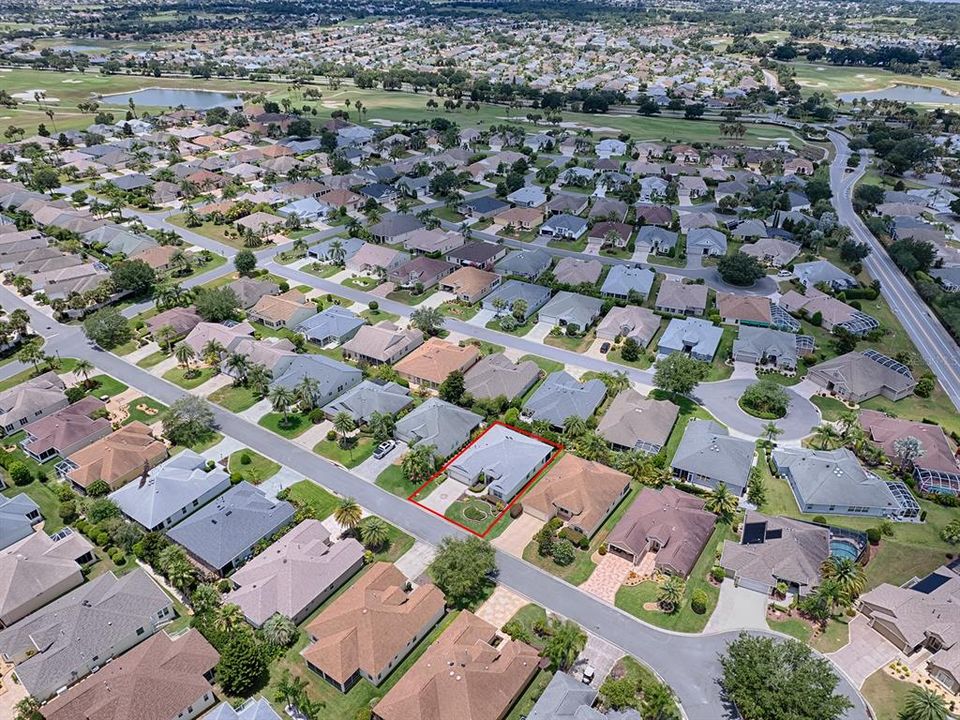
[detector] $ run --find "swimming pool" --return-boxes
[830,538,861,561]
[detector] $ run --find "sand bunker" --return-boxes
[11,89,61,102]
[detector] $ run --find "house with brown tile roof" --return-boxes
[248,289,317,330]
[394,338,480,389]
[597,389,679,455]
[606,486,716,576]
[226,520,364,627]
[319,188,363,209]
[524,454,631,538]
[39,629,219,720]
[236,211,282,236]
[60,421,168,492]
[438,266,501,304]
[372,610,539,720]
[146,306,203,341]
[342,322,424,365]
[388,256,456,289]
[21,396,112,462]
[492,206,544,231]
[129,244,180,272]
[302,562,446,692]
[655,280,708,317]
[347,243,409,275]
[184,321,255,355]
[717,292,772,326]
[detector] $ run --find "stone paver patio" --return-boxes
[475,586,529,630]
[580,553,634,604]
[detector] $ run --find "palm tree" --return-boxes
[410,306,444,336]
[812,423,841,450]
[576,432,610,463]
[616,450,656,485]
[543,619,587,671]
[269,385,296,427]
[837,409,860,438]
[332,411,356,447]
[201,339,225,366]
[214,603,245,633]
[704,483,738,522]
[368,411,395,443]
[225,352,250,385]
[596,370,630,395]
[155,325,178,354]
[174,343,195,372]
[401,444,435,485]
[761,421,783,443]
[334,497,363,530]
[295,376,320,411]
[190,583,221,615]
[563,415,588,439]
[360,516,390,550]
[247,363,272,398]
[901,687,949,720]
[17,342,43,373]
[262,613,298,648]
[329,239,346,266]
[641,682,678,720]
[657,575,686,613]
[73,358,94,389]
[165,557,197,593]
[820,556,866,600]
[274,670,309,711]
[7,308,29,335]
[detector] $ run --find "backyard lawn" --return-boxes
[1,480,64,532]
[208,384,260,413]
[653,390,716,465]
[228,449,281,484]
[314,435,376,469]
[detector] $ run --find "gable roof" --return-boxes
[0,371,65,429]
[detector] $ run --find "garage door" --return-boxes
[735,575,772,595]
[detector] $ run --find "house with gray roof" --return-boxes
[228,277,280,309]
[0,569,172,700]
[507,185,548,208]
[658,317,724,362]
[932,266,960,292]
[464,353,540,401]
[368,213,423,244]
[808,350,916,403]
[720,511,829,596]
[772,447,911,519]
[110,450,231,532]
[546,193,589,216]
[207,698,281,720]
[446,424,554,502]
[0,494,41,550]
[226,520,364,627]
[601,265,656,300]
[322,380,412,424]
[308,235,365,264]
[297,305,364,346]
[538,291,603,330]
[731,219,768,240]
[598,390,679,454]
[166,482,295,575]
[460,196,509,218]
[541,213,588,240]
[655,280,708,316]
[732,325,808,370]
[495,248,552,280]
[394,397,482,458]
[793,260,857,291]
[83,225,157,257]
[636,226,678,254]
[671,420,755,495]
[522,372,606,429]
[482,280,551,320]
[271,355,362,410]
[686,227,727,257]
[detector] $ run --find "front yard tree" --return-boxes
[194,287,240,322]
[819,556,866,600]
[83,306,132,350]
[429,535,497,609]
[401,443,435,486]
[543,618,587,671]
[620,336,641,362]
[439,370,466,404]
[653,353,709,396]
[334,497,362,530]
[720,634,853,720]
[901,688,949,720]
[111,259,156,295]
[717,252,765,287]
[234,249,257,276]
[410,306,444,336]
[163,396,217,447]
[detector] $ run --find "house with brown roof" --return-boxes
[347,243,409,275]
[129,244,180,272]
[463,353,540,401]
[21,396,112,462]
[342,321,424,365]
[606,486,716,576]
[371,610,539,720]
[226,520,364,627]
[655,280,708,317]
[235,211,282,237]
[394,338,480,389]
[524,454,631,538]
[717,292,772,327]
[740,237,800,268]
[779,289,879,335]
[39,629,219,720]
[597,389,679,455]
[596,306,661,346]
[302,562,446,692]
[439,266,501,303]
[319,188,363,210]
[808,351,916,403]
[228,277,280,309]
[248,289,317,330]
[388,256,456,289]
[59,421,168,492]
[146,306,202,341]
[493,206,544,231]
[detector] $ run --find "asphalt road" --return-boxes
[827,131,960,412]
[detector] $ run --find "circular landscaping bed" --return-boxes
[461,504,490,522]
[739,379,789,419]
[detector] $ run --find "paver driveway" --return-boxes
[581,554,633,604]
[828,614,900,688]
[476,586,529,630]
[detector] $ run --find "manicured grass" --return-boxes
[370,521,415,563]
[503,604,548,650]
[861,670,914,720]
[85,374,129,398]
[136,349,170,369]
[359,308,400,324]
[208,384,260,413]
[375,463,415,498]
[446,495,501,535]
[703,326,736,382]
[162,366,217,390]
[314,435,376,469]
[543,330,596,354]
[519,354,564,375]
[167,213,247,249]
[759,371,804,387]
[124,396,167,426]
[434,206,465,223]
[615,523,734,632]
[768,616,813,643]
[486,316,535,336]
[810,394,848,421]
[302,262,343,277]
[342,276,380,291]
[112,339,140,356]
[185,431,224,455]
[228,449,281,484]
[438,301,478,320]
[608,345,654,370]
[286,480,338,519]
[652,390,716,465]
[547,236,588,253]
[463,339,505,357]
[861,388,960,438]
[258,412,311,439]
[387,286,439,305]
[812,617,851,653]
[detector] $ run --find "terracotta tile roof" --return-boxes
[716,292,771,324]
[249,289,314,323]
[301,563,445,685]
[65,422,168,490]
[394,338,480,386]
[440,266,499,298]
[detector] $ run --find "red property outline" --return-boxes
[407,420,564,538]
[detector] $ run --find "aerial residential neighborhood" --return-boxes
[0,1,960,720]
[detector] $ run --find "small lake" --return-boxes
[838,84,960,105]
[101,88,241,110]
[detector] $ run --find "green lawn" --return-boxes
[85,374,129,398]
[446,495,509,537]
[286,480,338,519]
[314,435,376,469]
[258,412,312,439]
[861,670,914,720]
[519,354,564,375]
[208,384,260,412]
[434,206,465,223]
[167,214,247,249]
[228,449,281,484]
[768,616,813,643]
[438,301,479,321]
[543,330,596,354]
[136,350,171,369]
[503,604,548,650]
[184,431,224,455]
[703,326,736,382]
[387,286,439,306]
[614,523,735,633]
[810,394,848,421]
[0,430,64,482]
[861,389,960,438]
[812,617,851,653]
[124,396,168,426]
[162,366,217,390]
[375,463,415,498]
[486,316,536,336]
[608,345,654,370]
[360,308,400,324]
[653,390,716,465]
[342,276,380,291]
[2,480,64,533]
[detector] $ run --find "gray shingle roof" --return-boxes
[394,397,482,458]
[772,447,900,512]
[447,424,554,501]
[297,305,364,344]
[672,420,754,494]
[322,380,412,423]
[0,494,40,550]
[601,265,656,298]
[522,372,606,428]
